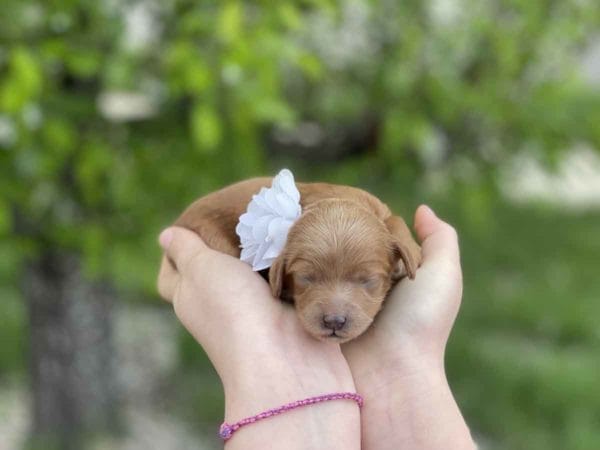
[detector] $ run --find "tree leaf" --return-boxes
[217,2,243,44]
[191,103,222,153]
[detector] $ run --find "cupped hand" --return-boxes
[341,205,474,450]
[343,204,463,379]
[156,227,356,414]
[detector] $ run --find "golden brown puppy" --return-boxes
[159,176,421,343]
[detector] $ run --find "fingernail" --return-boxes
[159,228,173,250]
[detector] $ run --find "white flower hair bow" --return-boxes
[236,169,302,271]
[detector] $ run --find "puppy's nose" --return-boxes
[322,314,347,331]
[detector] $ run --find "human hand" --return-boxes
[157,227,360,448]
[342,205,475,450]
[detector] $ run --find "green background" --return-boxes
[1,1,599,449]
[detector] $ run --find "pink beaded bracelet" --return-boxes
[219,392,364,441]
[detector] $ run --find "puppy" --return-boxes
[159,175,421,342]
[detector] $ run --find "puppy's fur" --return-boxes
[159,177,421,342]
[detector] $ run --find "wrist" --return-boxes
[345,335,446,396]
[220,317,356,420]
[223,345,356,418]
[345,341,475,450]
[221,343,360,450]
[359,358,448,410]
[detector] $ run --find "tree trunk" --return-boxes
[23,251,118,449]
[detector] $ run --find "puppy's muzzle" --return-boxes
[322,314,347,331]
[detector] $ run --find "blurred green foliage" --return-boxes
[1,0,599,449]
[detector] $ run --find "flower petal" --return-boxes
[271,220,292,251]
[263,246,280,259]
[250,193,270,214]
[275,192,300,219]
[252,258,273,272]
[263,189,280,213]
[240,245,258,263]
[238,212,256,226]
[252,241,271,268]
[275,169,300,203]
[251,215,271,241]
[235,222,252,242]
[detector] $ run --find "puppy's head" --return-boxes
[269,199,409,343]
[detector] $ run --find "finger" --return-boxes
[159,226,210,274]
[414,205,460,267]
[157,255,178,302]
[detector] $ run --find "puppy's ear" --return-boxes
[268,254,286,299]
[384,215,422,280]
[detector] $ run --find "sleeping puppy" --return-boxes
[158,174,421,343]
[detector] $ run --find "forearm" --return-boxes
[350,351,475,450]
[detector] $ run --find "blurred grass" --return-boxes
[443,200,600,450]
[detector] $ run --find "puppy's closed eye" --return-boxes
[354,275,382,291]
[346,271,385,291]
[295,273,317,287]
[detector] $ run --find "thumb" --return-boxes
[414,205,460,268]
[159,226,210,273]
